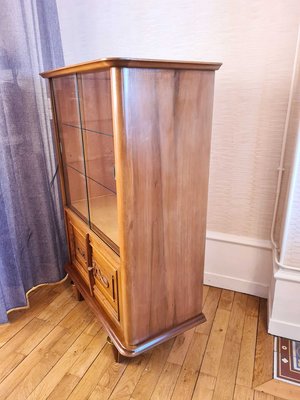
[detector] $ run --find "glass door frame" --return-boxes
[49,70,119,255]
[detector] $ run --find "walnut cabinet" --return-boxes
[41,58,221,359]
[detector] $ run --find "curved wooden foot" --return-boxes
[107,336,126,363]
[72,283,84,301]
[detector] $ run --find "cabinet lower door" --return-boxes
[66,209,120,323]
[90,239,119,321]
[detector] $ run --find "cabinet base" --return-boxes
[66,263,206,358]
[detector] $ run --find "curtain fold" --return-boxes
[0,0,67,322]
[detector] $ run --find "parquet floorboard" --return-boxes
[0,283,278,400]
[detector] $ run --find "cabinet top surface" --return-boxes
[40,57,222,78]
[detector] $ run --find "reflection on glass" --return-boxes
[83,130,116,193]
[53,71,119,249]
[79,70,113,135]
[87,178,118,245]
[53,75,88,221]
[60,125,85,174]
[64,166,89,221]
[53,76,79,126]
[79,70,118,246]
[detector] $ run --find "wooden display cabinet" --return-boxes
[41,58,221,360]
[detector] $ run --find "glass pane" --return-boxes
[65,166,89,221]
[53,75,89,221]
[53,75,80,127]
[83,130,116,193]
[78,71,118,246]
[87,178,118,245]
[79,70,113,135]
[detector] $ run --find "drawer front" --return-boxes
[65,208,120,323]
[92,247,117,307]
[67,220,90,285]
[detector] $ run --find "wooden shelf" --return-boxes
[66,162,116,195]
[62,120,113,137]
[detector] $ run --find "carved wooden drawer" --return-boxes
[90,239,119,321]
[67,219,90,286]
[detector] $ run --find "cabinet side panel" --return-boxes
[120,68,215,345]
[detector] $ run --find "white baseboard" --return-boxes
[204,231,273,298]
[268,259,300,340]
[204,271,269,298]
[269,317,300,341]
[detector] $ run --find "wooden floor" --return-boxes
[0,282,285,400]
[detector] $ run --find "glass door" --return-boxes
[52,75,89,223]
[52,70,119,251]
[77,70,118,248]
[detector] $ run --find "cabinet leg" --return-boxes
[107,336,125,363]
[72,283,84,301]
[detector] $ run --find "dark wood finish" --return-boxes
[43,58,220,358]
[40,57,222,78]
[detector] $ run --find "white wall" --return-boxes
[56,0,300,296]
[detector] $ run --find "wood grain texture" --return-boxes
[47,62,218,357]
[66,255,206,358]
[130,339,175,400]
[254,393,275,400]
[192,373,216,400]
[212,293,248,400]
[255,379,300,400]
[167,328,195,366]
[200,308,230,377]
[116,68,215,346]
[253,299,274,388]
[195,287,221,335]
[109,353,151,400]
[234,385,254,400]
[151,362,181,400]
[236,296,259,388]
[218,289,235,311]
[171,332,208,400]
[1,284,291,400]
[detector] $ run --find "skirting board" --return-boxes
[268,317,300,342]
[204,231,273,298]
[268,265,300,340]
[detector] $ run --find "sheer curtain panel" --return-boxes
[0,0,67,322]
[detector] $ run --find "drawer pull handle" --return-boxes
[92,261,110,289]
[100,275,109,288]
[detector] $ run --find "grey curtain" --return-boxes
[0,0,67,322]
